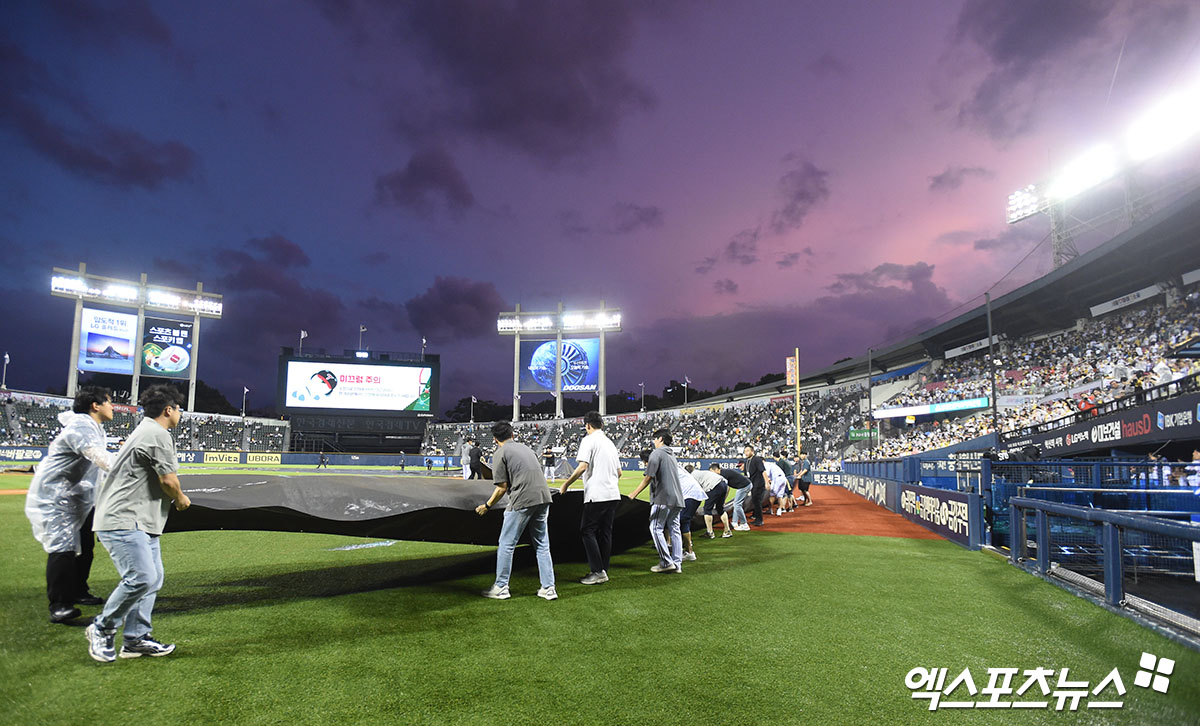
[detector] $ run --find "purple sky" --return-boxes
[3,1,1199,414]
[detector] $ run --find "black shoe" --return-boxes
[76,593,104,606]
[751,520,765,527]
[700,532,716,539]
[50,605,82,623]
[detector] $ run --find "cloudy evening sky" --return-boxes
[2,0,1199,414]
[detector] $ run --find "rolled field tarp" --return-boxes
[167,473,653,561]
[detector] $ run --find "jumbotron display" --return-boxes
[519,338,600,393]
[278,358,437,415]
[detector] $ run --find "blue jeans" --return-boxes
[494,503,555,590]
[731,486,749,526]
[95,530,164,641]
[649,504,683,568]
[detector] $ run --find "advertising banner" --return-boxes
[518,338,599,393]
[1089,284,1162,318]
[873,397,989,419]
[78,307,138,374]
[786,355,797,385]
[284,361,433,412]
[1007,392,1200,457]
[899,484,974,548]
[944,335,1001,360]
[848,428,871,441]
[140,317,194,379]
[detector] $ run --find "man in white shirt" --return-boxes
[765,459,790,516]
[559,411,622,585]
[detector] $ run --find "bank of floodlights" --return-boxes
[1006,78,1200,224]
[496,310,621,335]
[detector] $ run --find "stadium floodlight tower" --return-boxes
[497,302,621,421]
[50,263,223,411]
[1005,78,1200,268]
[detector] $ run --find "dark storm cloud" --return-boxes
[557,202,663,236]
[928,165,993,192]
[361,251,390,265]
[358,296,412,333]
[775,247,813,269]
[609,265,955,392]
[0,44,196,189]
[770,157,831,234]
[247,235,311,268]
[339,0,655,161]
[46,0,172,51]
[558,209,591,237]
[970,226,1043,251]
[807,52,850,78]
[607,202,664,235]
[149,258,200,287]
[952,0,1117,140]
[694,256,717,275]
[374,146,475,215]
[403,276,508,344]
[724,227,760,265]
[828,261,938,295]
[713,278,738,295]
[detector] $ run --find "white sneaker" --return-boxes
[580,571,609,585]
[537,586,558,601]
[682,551,697,561]
[481,584,511,600]
[721,530,733,538]
[650,563,677,573]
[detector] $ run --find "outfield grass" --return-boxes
[1,474,1198,725]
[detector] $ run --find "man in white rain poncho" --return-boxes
[24,387,115,623]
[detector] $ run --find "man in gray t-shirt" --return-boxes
[86,386,190,664]
[629,428,686,573]
[476,421,556,600]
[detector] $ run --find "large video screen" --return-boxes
[519,338,599,393]
[281,359,436,414]
[140,317,194,379]
[78,307,138,375]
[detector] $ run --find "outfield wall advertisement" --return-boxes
[78,307,138,374]
[283,360,434,413]
[899,484,977,549]
[140,317,194,379]
[519,338,599,393]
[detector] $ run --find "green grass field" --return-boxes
[2,470,1198,725]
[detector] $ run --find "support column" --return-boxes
[554,301,563,419]
[66,263,85,398]
[599,299,607,416]
[130,273,147,405]
[512,303,521,422]
[188,281,203,412]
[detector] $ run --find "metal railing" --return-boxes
[1008,496,1200,639]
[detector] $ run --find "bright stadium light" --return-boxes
[1006,185,1043,223]
[104,284,138,302]
[1045,144,1118,202]
[147,289,182,308]
[1125,89,1200,162]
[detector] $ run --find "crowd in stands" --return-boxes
[0,391,289,453]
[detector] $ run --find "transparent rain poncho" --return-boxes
[24,411,114,554]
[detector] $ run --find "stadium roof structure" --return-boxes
[692,183,1200,406]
